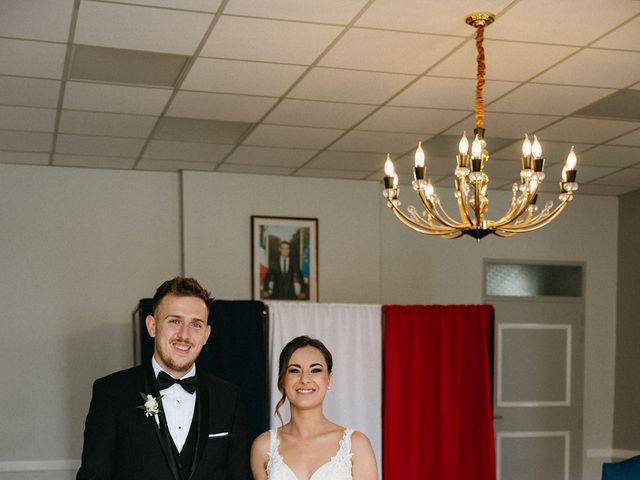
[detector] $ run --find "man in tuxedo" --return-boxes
[77,277,251,480]
[262,241,305,300]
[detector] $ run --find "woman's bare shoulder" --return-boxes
[251,430,271,454]
[350,430,374,453]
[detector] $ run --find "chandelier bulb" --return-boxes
[522,134,532,157]
[459,132,469,155]
[471,134,482,158]
[532,135,542,159]
[565,146,577,170]
[414,141,425,168]
[384,154,395,176]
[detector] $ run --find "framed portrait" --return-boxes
[251,215,318,302]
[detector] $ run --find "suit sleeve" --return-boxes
[227,388,252,480]
[76,378,116,480]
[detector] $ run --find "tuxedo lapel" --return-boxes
[188,370,209,480]
[143,364,180,480]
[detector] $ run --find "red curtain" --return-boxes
[383,305,495,480]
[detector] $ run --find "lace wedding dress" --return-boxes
[266,428,353,480]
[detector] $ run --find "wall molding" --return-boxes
[587,449,640,459]
[0,460,80,472]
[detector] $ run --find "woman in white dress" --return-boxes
[251,336,377,480]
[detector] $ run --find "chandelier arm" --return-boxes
[416,191,466,230]
[432,200,468,228]
[490,189,537,229]
[456,178,475,227]
[496,198,571,233]
[389,202,460,235]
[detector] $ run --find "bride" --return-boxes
[251,336,377,480]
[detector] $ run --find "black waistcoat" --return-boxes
[169,400,199,480]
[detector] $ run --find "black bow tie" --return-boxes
[157,371,198,394]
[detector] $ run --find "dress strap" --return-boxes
[269,429,279,455]
[339,428,354,456]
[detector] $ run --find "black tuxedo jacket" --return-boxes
[77,364,251,480]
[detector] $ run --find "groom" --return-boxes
[77,277,251,479]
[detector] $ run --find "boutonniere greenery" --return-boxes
[137,392,163,430]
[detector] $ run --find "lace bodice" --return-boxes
[266,428,353,480]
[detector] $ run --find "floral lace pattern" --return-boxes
[266,428,353,480]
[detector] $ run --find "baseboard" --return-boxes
[0,460,80,472]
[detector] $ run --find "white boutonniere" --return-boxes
[137,392,163,430]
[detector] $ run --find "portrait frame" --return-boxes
[251,215,318,302]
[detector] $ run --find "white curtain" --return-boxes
[267,301,382,474]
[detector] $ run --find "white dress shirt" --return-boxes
[152,356,196,453]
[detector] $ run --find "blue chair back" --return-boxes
[603,455,640,479]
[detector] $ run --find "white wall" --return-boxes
[0,165,619,480]
[0,164,182,479]
[380,187,619,480]
[182,171,381,304]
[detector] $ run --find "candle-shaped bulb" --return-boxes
[458,132,469,155]
[522,134,532,157]
[471,134,482,158]
[414,141,425,168]
[565,146,577,170]
[532,135,542,159]
[384,154,395,176]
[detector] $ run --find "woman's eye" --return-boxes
[288,368,300,374]
[311,368,323,373]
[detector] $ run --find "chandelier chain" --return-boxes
[475,26,486,130]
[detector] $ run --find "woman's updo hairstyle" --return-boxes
[274,335,333,425]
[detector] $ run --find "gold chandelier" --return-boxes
[382,12,579,240]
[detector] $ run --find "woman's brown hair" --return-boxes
[274,336,333,425]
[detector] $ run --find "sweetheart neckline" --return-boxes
[273,428,349,480]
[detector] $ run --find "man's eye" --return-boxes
[192,323,202,329]
[170,319,180,324]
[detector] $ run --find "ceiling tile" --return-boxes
[591,168,640,186]
[390,76,517,109]
[544,163,619,183]
[592,16,640,50]
[69,45,189,87]
[483,159,523,180]
[330,130,423,154]
[319,29,463,75]
[168,91,277,122]
[201,16,341,64]
[574,90,640,121]
[0,0,73,42]
[225,146,316,167]
[264,100,375,129]
[294,168,367,180]
[0,151,49,165]
[112,0,220,11]
[578,145,640,168]
[609,128,640,146]
[536,118,638,143]
[394,152,460,176]
[305,151,382,171]
[53,154,136,170]
[421,134,518,160]
[224,0,369,24]
[573,183,638,196]
[357,107,469,134]
[216,164,295,176]
[74,1,213,55]
[136,159,216,171]
[63,82,172,115]
[0,76,60,108]
[289,67,414,104]
[488,84,616,116]
[445,112,561,139]
[59,111,157,138]
[154,117,252,144]
[0,106,56,132]
[356,0,512,35]
[0,131,53,152]
[487,0,640,45]
[430,40,577,81]
[535,49,640,88]
[492,141,590,165]
[182,58,306,96]
[244,125,343,149]
[0,38,66,79]
[55,134,145,157]
[143,140,233,162]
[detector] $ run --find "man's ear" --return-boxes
[145,315,157,338]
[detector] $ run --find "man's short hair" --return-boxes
[151,276,211,316]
